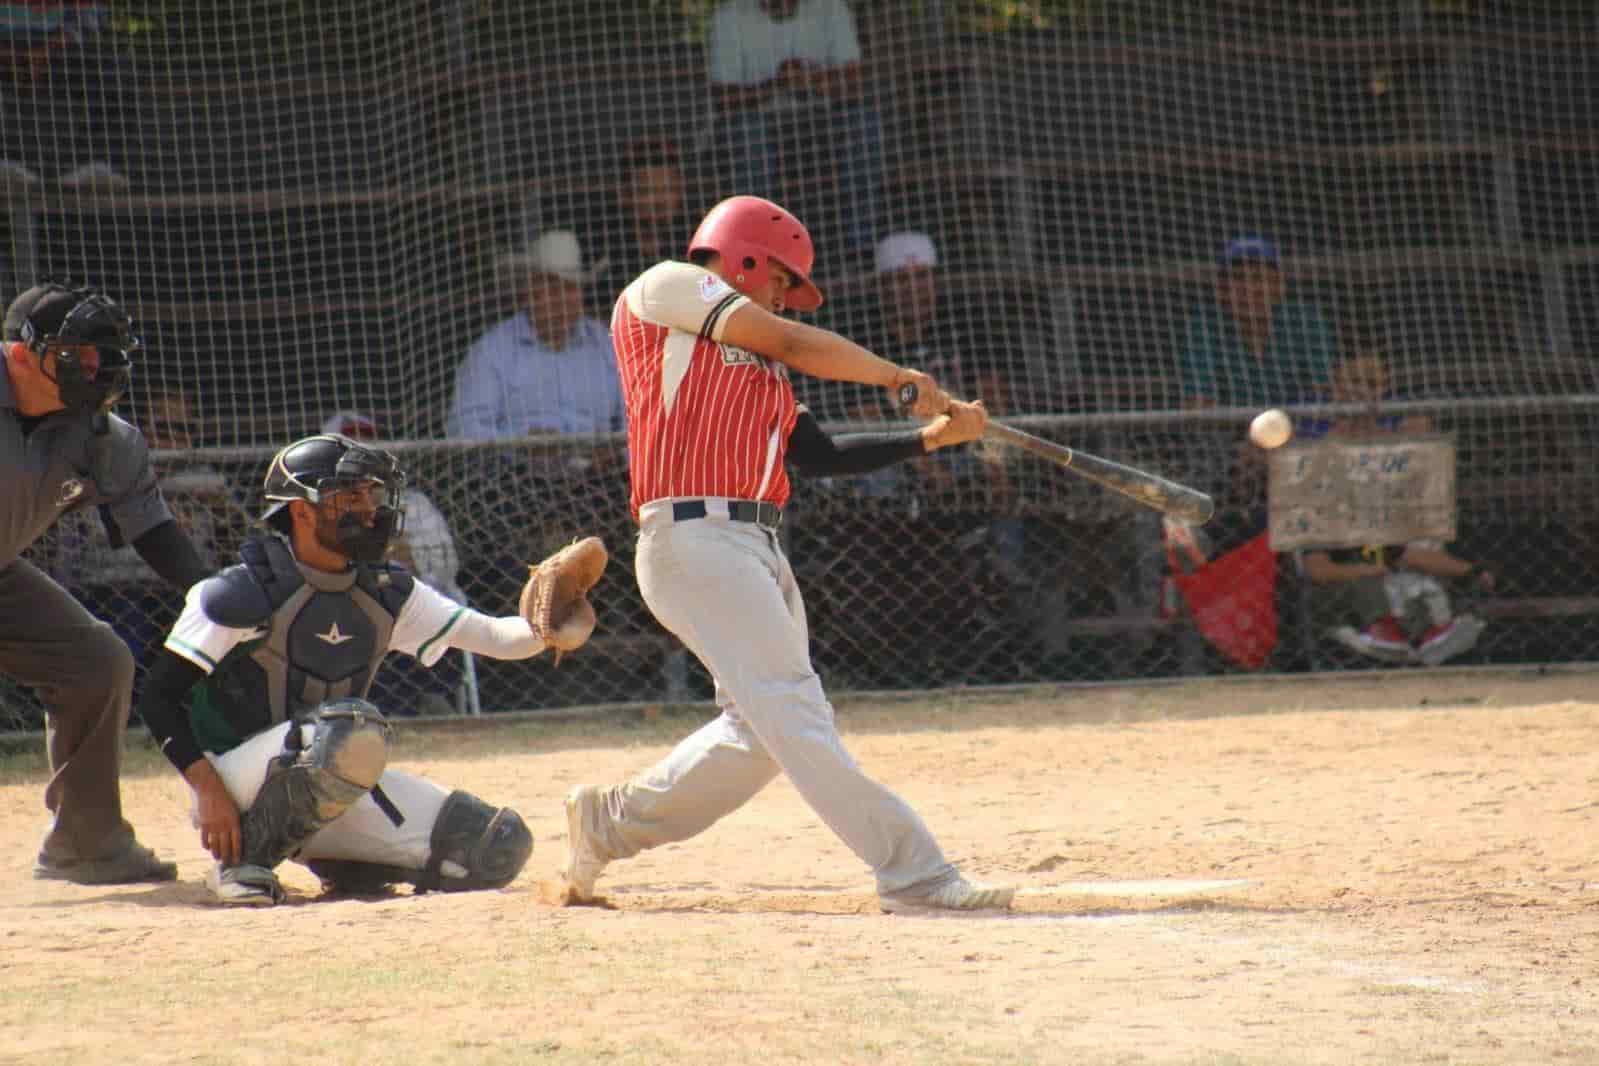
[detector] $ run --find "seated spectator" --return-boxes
[1,3,129,190]
[1294,352,1495,666]
[1180,236,1337,411]
[447,228,623,441]
[853,230,1058,414]
[1178,235,1340,551]
[53,387,230,683]
[706,0,883,256]
[587,138,691,316]
[322,410,468,716]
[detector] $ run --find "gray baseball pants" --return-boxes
[0,560,140,862]
[584,506,957,897]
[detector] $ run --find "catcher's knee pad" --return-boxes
[424,790,533,892]
[240,699,392,870]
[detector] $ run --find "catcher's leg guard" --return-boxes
[424,790,533,891]
[308,790,531,894]
[235,699,391,875]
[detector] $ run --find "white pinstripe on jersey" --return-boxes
[612,262,799,517]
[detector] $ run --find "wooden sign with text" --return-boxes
[1267,435,1457,551]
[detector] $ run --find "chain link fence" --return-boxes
[2,4,1596,729]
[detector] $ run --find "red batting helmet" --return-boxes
[687,196,823,312]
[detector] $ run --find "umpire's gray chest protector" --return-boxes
[207,536,410,726]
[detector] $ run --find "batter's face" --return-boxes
[754,260,795,313]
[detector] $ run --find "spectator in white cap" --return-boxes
[862,230,963,396]
[446,228,623,441]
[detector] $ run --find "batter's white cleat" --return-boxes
[560,785,609,904]
[880,877,1016,915]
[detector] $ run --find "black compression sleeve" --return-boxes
[786,409,927,477]
[132,519,212,592]
[138,650,209,773]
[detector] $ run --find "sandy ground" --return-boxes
[3,669,1597,1065]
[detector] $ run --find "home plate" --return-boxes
[1024,879,1257,899]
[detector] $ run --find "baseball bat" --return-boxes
[897,383,1215,526]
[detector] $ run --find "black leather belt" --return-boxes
[671,499,783,530]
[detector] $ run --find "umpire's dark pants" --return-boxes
[0,560,139,862]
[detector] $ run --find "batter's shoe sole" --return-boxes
[560,785,609,905]
[880,878,1016,915]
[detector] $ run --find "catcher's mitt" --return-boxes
[519,536,608,663]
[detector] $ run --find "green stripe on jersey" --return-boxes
[417,606,465,662]
[167,637,218,670]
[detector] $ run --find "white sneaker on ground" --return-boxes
[560,785,608,904]
[880,877,1016,915]
[1329,624,1417,665]
[1417,614,1486,666]
[207,862,284,906]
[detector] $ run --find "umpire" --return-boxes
[2,281,210,884]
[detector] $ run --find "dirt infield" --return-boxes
[3,669,1597,1065]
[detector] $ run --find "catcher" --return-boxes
[134,432,606,905]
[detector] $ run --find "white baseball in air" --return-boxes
[1249,408,1293,449]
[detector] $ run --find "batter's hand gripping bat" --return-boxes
[898,383,1215,526]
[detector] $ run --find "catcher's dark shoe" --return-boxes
[34,840,178,885]
[307,858,412,896]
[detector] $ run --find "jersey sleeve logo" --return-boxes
[719,344,765,367]
[699,274,731,303]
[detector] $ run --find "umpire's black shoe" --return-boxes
[34,840,178,885]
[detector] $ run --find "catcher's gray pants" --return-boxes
[0,560,140,862]
[587,503,957,897]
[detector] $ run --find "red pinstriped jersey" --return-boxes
[611,261,800,518]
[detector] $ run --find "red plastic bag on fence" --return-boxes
[1165,526,1279,671]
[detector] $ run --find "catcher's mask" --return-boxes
[3,281,138,415]
[261,434,407,563]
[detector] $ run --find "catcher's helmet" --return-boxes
[3,280,138,414]
[687,195,822,311]
[261,434,407,563]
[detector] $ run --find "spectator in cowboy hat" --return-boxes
[446,228,623,441]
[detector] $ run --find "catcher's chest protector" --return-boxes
[207,537,410,729]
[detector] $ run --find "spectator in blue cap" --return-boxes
[1178,235,1337,410]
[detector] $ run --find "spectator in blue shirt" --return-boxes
[1179,236,1336,410]
[447,230,627,619]
[447,229,623,441]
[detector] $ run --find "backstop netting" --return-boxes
[2,2,1595,727]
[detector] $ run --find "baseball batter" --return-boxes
[559,195,1016,913]
[134,433,596,905]
[3,281,211,885]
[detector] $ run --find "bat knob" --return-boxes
[896,382,919,410]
